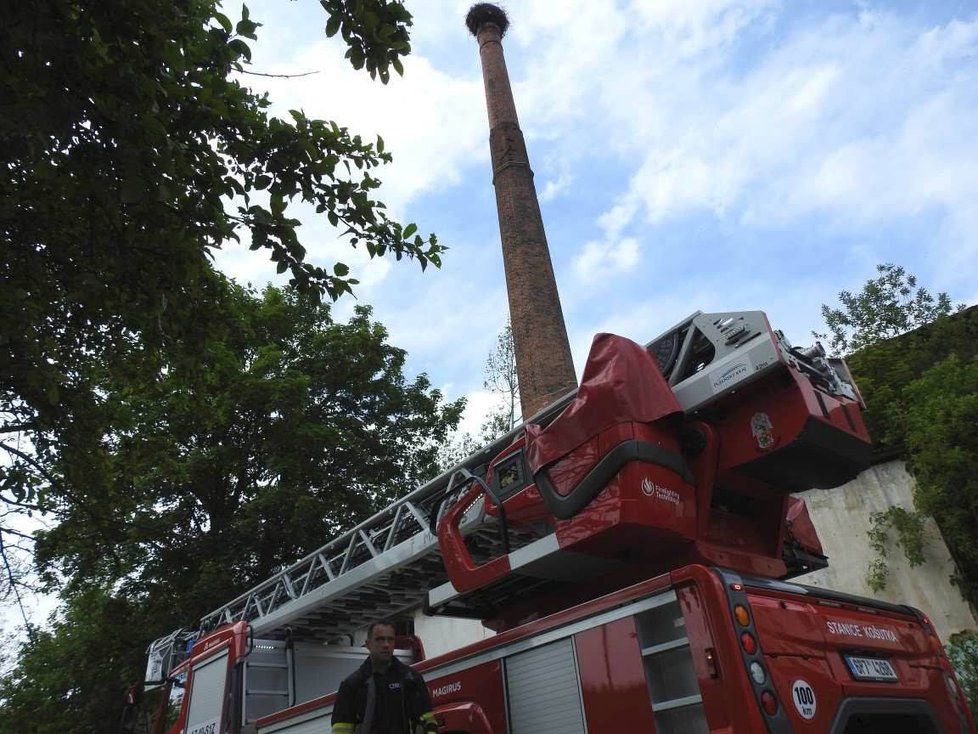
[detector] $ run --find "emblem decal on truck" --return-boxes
[642,477,679,505]
[750,412,776,450]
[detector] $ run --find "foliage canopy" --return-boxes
[815,263,960,356]
[1,0,441,538]
[0,1,459,728]
[818,268,977,604]
[0,278,463,730]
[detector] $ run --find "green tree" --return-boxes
[1,0,443,591]
[0,278,463,730]
[437,321,521,471]
[481,320,520,441]
[815,263,960,356]
[901,355,978,602]
[0,588,148,734]
[947,630,978,718]
[818,267,976,602]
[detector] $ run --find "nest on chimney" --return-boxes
[466,3,510,37]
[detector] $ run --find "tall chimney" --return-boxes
[466,4,577,419]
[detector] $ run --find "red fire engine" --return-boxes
[132,312,976,734]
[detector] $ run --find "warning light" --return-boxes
[734,605,750,627]
[731,583,744,591]
[705,647,719,679]
[750,661,767,685]
[741,632,757,655]
[761,690,778,715]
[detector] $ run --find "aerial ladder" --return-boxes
[144,309,869,679]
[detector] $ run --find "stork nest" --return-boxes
[465,3,510,37]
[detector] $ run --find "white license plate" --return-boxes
[844,655,898,682]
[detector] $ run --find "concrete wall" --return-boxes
[796,459,976,643]
[412,610,495,659]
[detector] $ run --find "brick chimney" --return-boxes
[466,4,577,419]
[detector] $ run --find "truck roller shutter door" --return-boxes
[505,638,586,734]
[185,649,230,734]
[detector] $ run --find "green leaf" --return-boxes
[236,18,259,39]
[228,38,252,61]
[325,15,342,38]
[214,12,233,32]
[270,192,285,215]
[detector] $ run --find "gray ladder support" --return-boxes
[243,641,293,724]
[635,599,709,733]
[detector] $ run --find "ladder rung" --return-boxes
[247,689,290,696]
[641,637,689,656]
[653,694,703,713]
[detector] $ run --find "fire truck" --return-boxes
[133,312,976,734]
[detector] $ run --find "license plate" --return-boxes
[844,655,898,682]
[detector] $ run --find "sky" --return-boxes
[6,0,978,637]
[213,0,978,433]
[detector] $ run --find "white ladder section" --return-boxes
[195,414,565,641]
[199,480,466,640]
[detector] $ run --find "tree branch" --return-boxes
[0,530,37,645]
[0,422,38,434]
[0,441,61,489]
[241,69,320,79]
[0,526,37,543]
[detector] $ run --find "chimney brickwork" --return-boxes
[467,5,578,419]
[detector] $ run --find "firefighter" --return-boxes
[331,620,438,734]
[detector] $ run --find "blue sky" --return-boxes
[213,0,978,430]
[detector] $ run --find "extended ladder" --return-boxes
[195,396,572,642]
[155,312,850,647]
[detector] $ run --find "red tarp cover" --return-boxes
[525,333,683,474]
[785,496,824,556]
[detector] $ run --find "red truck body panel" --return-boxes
[248,565,972,733]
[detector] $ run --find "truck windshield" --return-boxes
[165,671,187,730]
[143,671,186,733]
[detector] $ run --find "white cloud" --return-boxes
[540,170,573,202]
[602,11,978,248]
[253,49,488,213]
[572,236,640,284]
[454,388,503,437]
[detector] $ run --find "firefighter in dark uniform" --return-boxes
[331,620,438,734]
